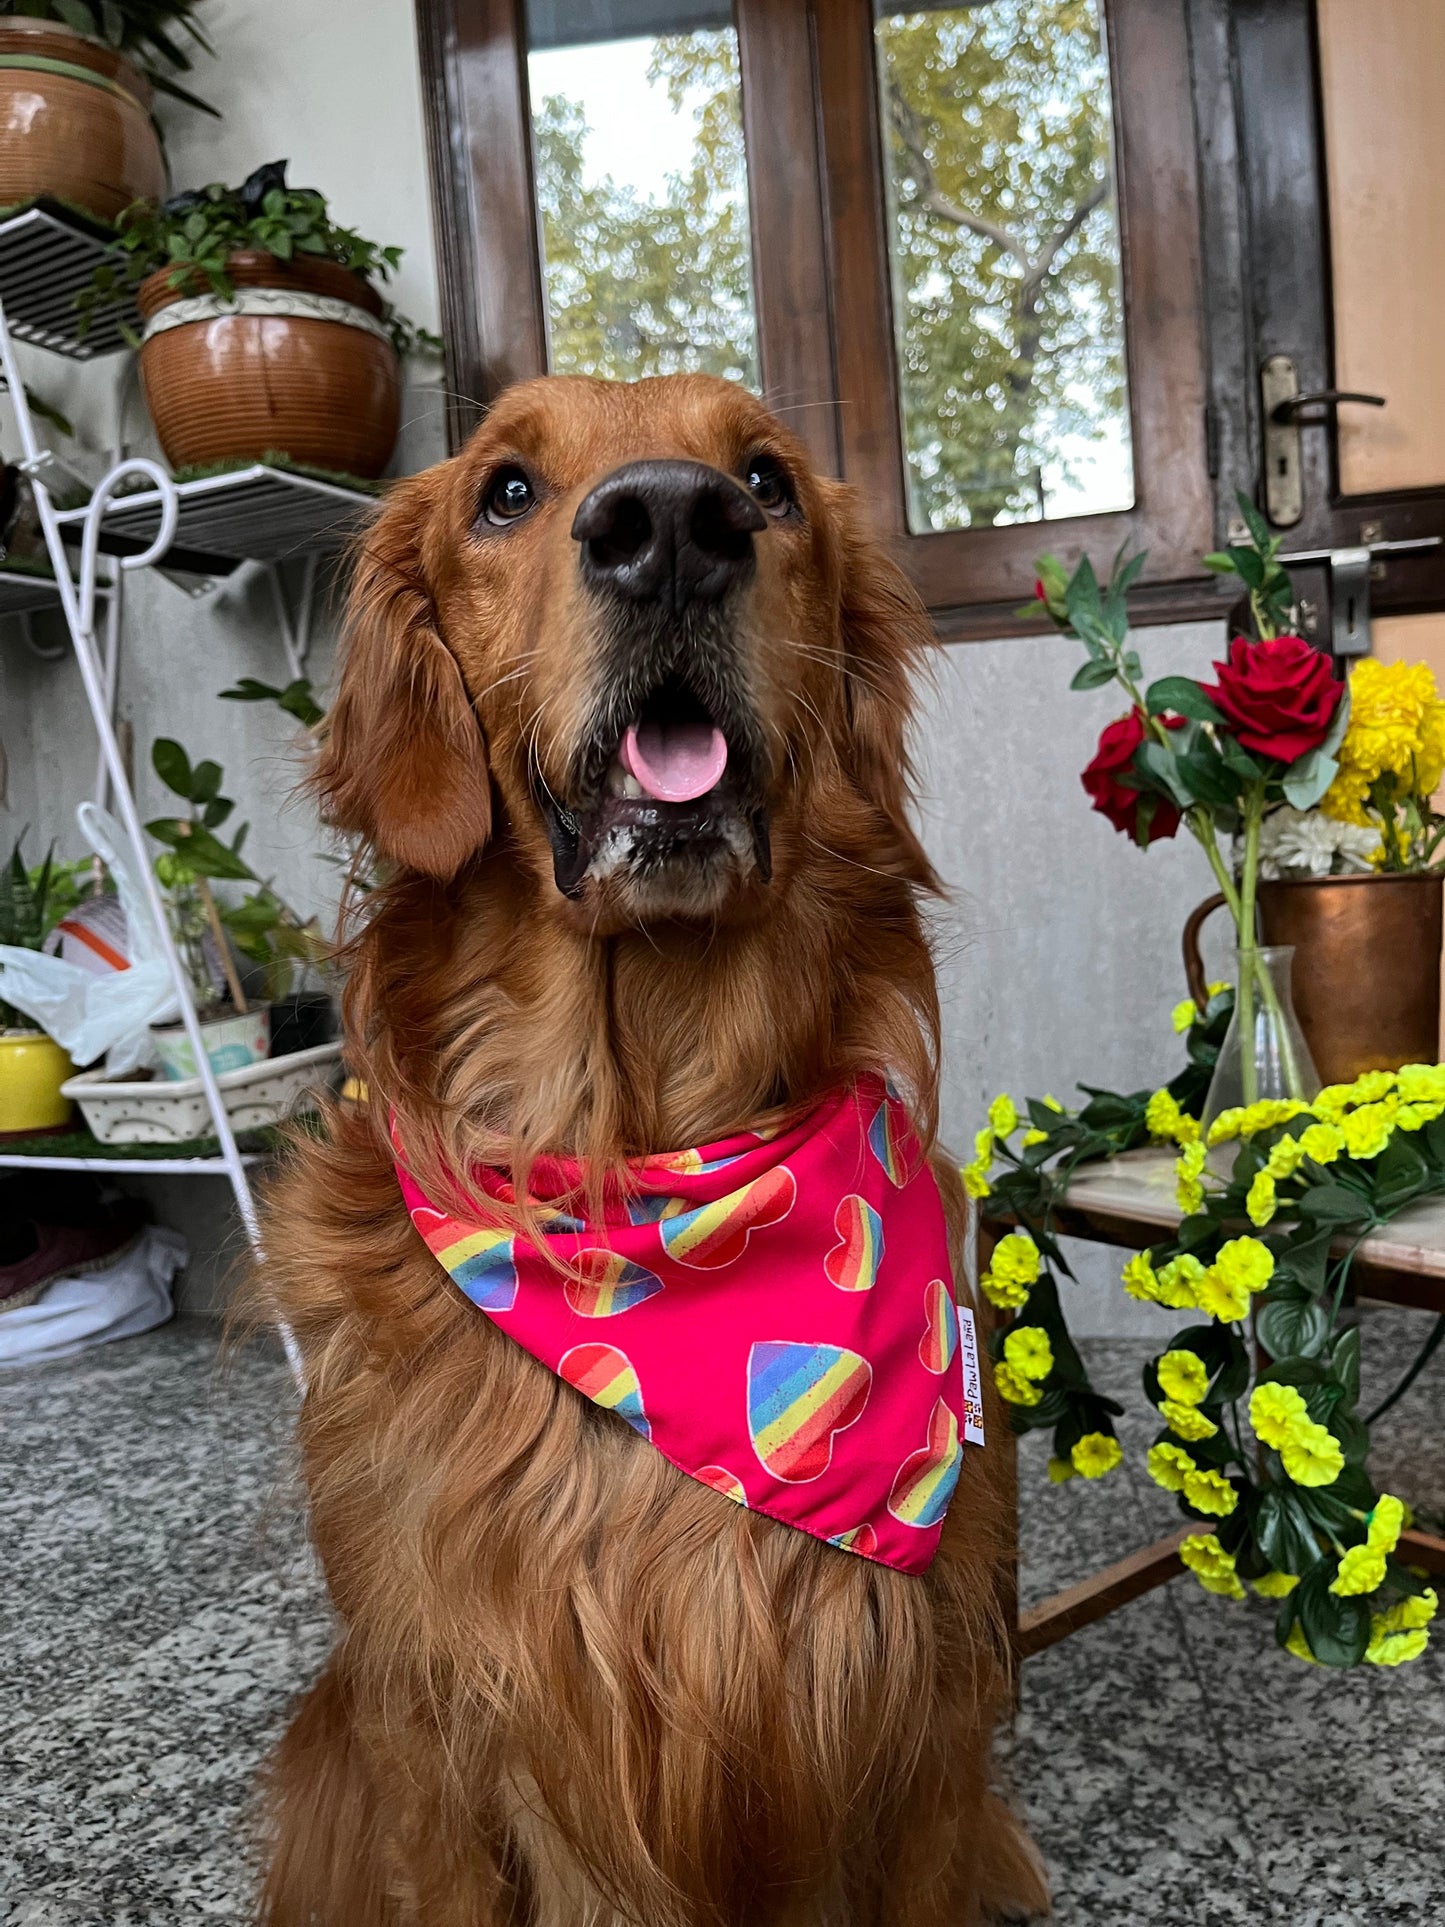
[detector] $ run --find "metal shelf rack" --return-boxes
[0,206,381,1386]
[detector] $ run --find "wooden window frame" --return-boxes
[415,0,1221,638]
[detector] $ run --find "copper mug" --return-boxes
[1183,873,1443,1086]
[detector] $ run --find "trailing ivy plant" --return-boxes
[1,0,217,113]
[968,999,1443,1670]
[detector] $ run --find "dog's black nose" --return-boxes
[571,460,766,613]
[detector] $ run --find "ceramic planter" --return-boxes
[63,1040,342,1145]
[150,1006,270,1083]
[0,1031,75,1134]
[136,250,402,477]
[0,19,166,223]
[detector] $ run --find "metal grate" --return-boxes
[0,567,62,616]
[55,465,380,572]
[0,205,137,359]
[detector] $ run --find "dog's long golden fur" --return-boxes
[254,375,1048,1926]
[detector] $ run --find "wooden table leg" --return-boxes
[1016,1526,1193,1659]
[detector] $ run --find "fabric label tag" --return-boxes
[957,1305,985,1446]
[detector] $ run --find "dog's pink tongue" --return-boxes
[622,721,728,803]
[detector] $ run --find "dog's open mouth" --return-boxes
[538,674,770,900]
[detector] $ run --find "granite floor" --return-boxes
[2,1309,1441,1925]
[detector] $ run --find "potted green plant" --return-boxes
[0,2,215,224]
[145,735,335,1077]
[0,838,75,1132]
[83,161,439,479]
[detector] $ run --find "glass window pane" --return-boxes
[525,0,758,386]
[873,1,1133,532]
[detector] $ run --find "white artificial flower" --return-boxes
[1246,807,1382,881]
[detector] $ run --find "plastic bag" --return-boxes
[0,803,181,1075]
[0,1224,185,1366]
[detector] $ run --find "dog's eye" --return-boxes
[483,466,537,525]
[742,453,793,517]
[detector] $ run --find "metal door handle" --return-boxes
[1271,389,1386,423]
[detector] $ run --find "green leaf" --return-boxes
[1174,748,1240,809]
[1328,1409,1370,1465]
[1069,659,1119,692]
[1332,1325,1362,1407]
[1225,543,1266,590]
[1144,677,1225,724]
[189,760,223,806]
[151,738,194,801]
[1256,1294,1330,1360]
[1255,1486,1323,1577]
[1298,1184,1373,1225]
[201,797,234,830]
[1235,490,1274,555]
[1372,1135,1429,1210]
[1282,749,1339,811]
[165,825,254,882]
[1202,551,1236,575]
[1134,740,1193,808]
[1296,1559,1370,1667]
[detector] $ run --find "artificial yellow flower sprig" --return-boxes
[971,996,1235,1486]
[971,999,1442,1669]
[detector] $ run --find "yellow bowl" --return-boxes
[0,1032,77,1133]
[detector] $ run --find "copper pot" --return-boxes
[0,19,165,222]
[137,252,401,479]
[1184,873,1443,1085]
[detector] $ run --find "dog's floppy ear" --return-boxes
[317,473,492,879]
[831,493,940,888]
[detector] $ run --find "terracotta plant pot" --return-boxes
[0,1031,75,1135]
[0,18,165,223]
[1258,872,1443,1085]
[136,250,402,478]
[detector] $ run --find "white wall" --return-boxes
[0,0,1231,1327]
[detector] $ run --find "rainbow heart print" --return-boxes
[559,1342,651,1439]
[563,1250,664,1317]
[659,1165,796,1269]
[824,1193,884,1292]
[408,1206,517,1312]
[746,1340,872,1482]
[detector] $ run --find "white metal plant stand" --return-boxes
[0,214,381,1389]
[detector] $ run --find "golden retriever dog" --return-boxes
[255,373,1048,1927]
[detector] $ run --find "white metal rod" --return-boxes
[0,302,305,1393]
[91,561,123,810]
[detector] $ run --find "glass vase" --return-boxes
[1201,946,1321,1158]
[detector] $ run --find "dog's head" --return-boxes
[319,374,934,931]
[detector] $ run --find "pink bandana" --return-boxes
[394,1077,983,1575]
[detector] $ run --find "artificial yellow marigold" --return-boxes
[980,1231,1039,1310]
[1183,1467,1237,1517]
[1171,998,1198,1035]
[1071,1432,1122,1479]
[1176,1139,1207,1214]
[1280,1423,1345,1489]
[1265,1134,1307,1181]
[1398,1063,1445,1105]
[1002,1325,1053,1383]
[1377,1587,1437,1633]
[1022,1128,1049,1148]
[1330,1544,1387,1596]
[1246,1171,1278,1227]
[1122,1251,1161,1303]
[1249,1380,1310,1450]
[1154,1253,1206,1310]
[1368,1494,1405,1554]
[988,1094,1020,1138]
[1042,1093,1064,1113]
[1157,1348,1210,1406]
[961,1158,992,1201]
[1179,1532,1245,1599]
[1341,1101,1397,1161]
[1365,1626,1429,1666]
[1324,658,1445,815]
[1394,1101,1445,1133]
[1194,1236,1273,1325]
[1047,1455,1076,1484]
[1147,1441,1195,1493]
[1298,1121,1345,1166]
[1159,1399,1218,1442]
[1208,1099,1309,1147]
[1252,1571,1300,1598]
[994,1360,1042,1407]
[1146,1087,1192,1144]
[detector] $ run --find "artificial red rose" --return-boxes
[1081,709,1184,844]
[1204,634,1343,764]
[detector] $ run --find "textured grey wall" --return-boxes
[0,1,1232,1336]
